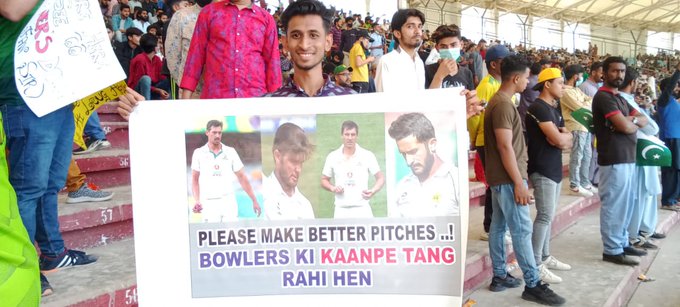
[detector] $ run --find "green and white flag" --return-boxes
[636,134,672,167]
[571,108,594,133]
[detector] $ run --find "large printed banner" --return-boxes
[129,89,469,306]
[14,0,126,117]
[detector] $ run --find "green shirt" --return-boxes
[0,4,40,106]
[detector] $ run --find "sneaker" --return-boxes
[522,282,566,306]
[542,255,572,271]
[39,249,98,271]
[569,186,593,197]
[633,240,658,250]
[623,246,647,256]
[480,232,489,241]
[583,185,598,194]
[73,138,111,155]
[650,232,666,239]
[602,253,640,265]
[489,273,522,292]
[41,273,53,297]
[66,183,114,204]
[538,264,562,284]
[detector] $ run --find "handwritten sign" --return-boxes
[73,80,126,148]
[14,0,126,117]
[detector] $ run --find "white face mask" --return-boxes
[575,76,584,87]
[438,47,460,61]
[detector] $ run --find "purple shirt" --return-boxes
[265,75,356,97]
[331,26,342,51]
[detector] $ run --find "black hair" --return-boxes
[341,120,359,135]
[125,27,143,39]
[619,66,638,90]
[431,24,461,44]
[389,9,425,47]
[388,113,435,143]
[334,17,342,25]
[345,16,354,24]
[206,120,223,131]
[119,4,130,12]
[602,56,626,73]
[500,55,529,82]
[530,62,542,75]
[139,33,158,53]
[280,0,334,34]
[196,0,212,7]
[589,61,603,73]
[564,64,584,81]
[147,24,160,33]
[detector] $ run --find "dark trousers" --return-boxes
[477,146,493,233]
[352,82,369,93]
[661,138,680,205]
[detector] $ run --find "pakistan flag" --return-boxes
[637,134,672,167]
[571,108,594,133]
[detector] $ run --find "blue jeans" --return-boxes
[569,131,591,188]
[135,76,171,100]
[1,104,73,257]
[530,173,561,265]
[84,112,105,140]
[598,163,636,255]
[489,181,540,288]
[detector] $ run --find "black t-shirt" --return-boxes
[592,88,637,165]
[424,63,474,90]
[526,98,564,183]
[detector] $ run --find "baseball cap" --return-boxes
[333,64,353,75]
[532,68,563,91]
[359,30,375,43]
[485,45,511,63]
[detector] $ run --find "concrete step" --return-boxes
[96,102,126,123]
[58,186,133,250]
[40,239,137,307]
[463,181,600,294]
[99,121,129,150]
[465,199,680,306]
[73,149,131,189]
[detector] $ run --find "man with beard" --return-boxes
[349,32,375,93]
[264,123,316,220]
[387,113,459,217]
[333,64,353,88]
[191,120,261,222]
[321,121,384,218]
[593,57,649,266]
[265,0,354,97]
[180,0,281,99]
[112,4,134,42]
[132,7,151,32]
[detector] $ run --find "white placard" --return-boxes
[14,0,125,117]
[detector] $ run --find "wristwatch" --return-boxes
[632,117,639,125]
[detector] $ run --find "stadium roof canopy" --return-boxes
[408,0,680,33]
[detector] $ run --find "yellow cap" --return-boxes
[533,68,563,91]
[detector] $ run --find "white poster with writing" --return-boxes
[129,89,470,306]
[14,0,125,117]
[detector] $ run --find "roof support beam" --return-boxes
[611,0,676,24]
[533,0,591,21]
[573,0,630,23]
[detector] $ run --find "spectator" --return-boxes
[518,62,540,134]
[330,17,343,52]
[132,7,151,32]
[0,1,98,297]
[265,0,354,97]
[349,32,375,93]
[368,23,385,64]
[114,27,143,78]
[339,16,361,67]
[593,57,649,266]
[112,0,129,16]
[425,24,474,91]
[180,0,281,99]
[128,33,170,100]
[483,55,565,305]
[657,63,680,211]
[333,64,353,88]
[561,64,597,197]
[526,68,573,284]
[112,4,134,42]
[165,0,210,98]
[374,9,426,92]
[617,67,663,249]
